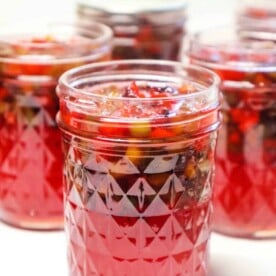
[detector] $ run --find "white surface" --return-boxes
[0,0,237,32]
[0,222,68,276]
[1,221,276,276]
[210,234,276,276]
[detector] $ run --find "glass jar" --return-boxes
[0,22,112,229]
[76,0,187,60]
[188,27,276,238]
[237,0,276,32]
[57,60,220,275]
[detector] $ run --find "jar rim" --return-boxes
[58,59,220,103]
[77,0,187,14]
[0,21,113,65]
[237,15,276,32]
[188,26,276,71]
[57,59,220,141]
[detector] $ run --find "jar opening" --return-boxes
[188,27,276,71]
[0,22,113,65]
[57,60,220,142]
[77,1,187,26]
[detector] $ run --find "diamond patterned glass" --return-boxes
[63,136,215,276]
[0,79,63,229]
[213,86,276,238]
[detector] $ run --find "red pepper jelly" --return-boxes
[188,27,276,238]
[57,60,220,276]
[0,22,112,229]
[77,0,187,60]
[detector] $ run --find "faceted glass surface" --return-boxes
[64,136,215,276]
[0,81,63,228]
[213,87,276,237]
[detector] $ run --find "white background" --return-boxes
[1,0,276,276]
[0,0,237,31]
[1,221,276,276]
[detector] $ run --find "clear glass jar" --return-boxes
[237,0,276,32]
[188,27,276,238]
[57,60,220,275]
[0,22,112,230]
[76,0,187,60]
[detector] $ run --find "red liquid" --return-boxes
[213,70,276,237]
[112,23,185,60]
[61,82,218,275]
[65,147,212,276]
[0,77,63,229]
[77,5,186,60]
[66,202,210,276]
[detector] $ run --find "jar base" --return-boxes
[0,209,64,231]
[213,226,276,240]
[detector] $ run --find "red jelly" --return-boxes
[57,60,220,275]
[77,0,187,60]
[0,22,112,229]
[188,27,276,238]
